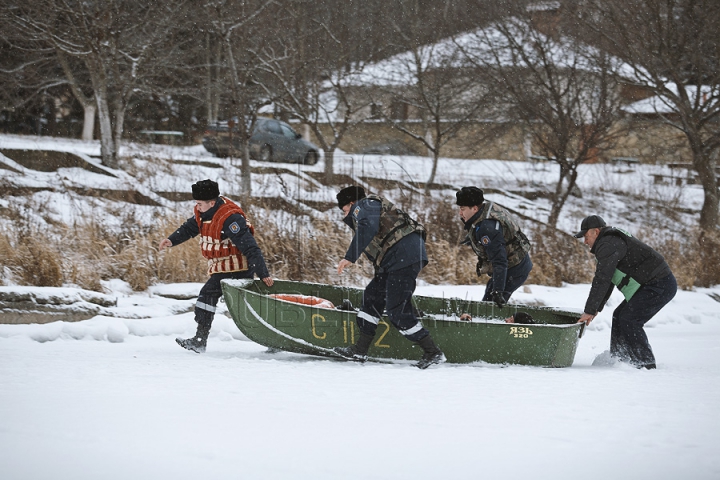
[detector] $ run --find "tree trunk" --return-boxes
[224,37,251,195]
[324,148,335,184]
[697,228,720,287]
[113,102,126,165]
[424,127,434,157]
[95,88,117,169]
[205,33,220,125]
[205,33,212,124]
[693,151,719,231]
[81,104,96,141]
[548,166,578,228]
[57,49,96,141]
[424,149,440,196]
[241,143,252,195]
[423,122,440,196]
[47,96,57,137]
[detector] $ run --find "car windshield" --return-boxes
[265,120,282,134]
[280,124,297,139]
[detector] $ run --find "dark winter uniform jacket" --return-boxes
[343,195,427,272]
[463,202,532,294]
[584,227,671,315]
[168,197,270,278]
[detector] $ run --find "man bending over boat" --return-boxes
[574,215,676,369]
[333,185,446,369]
[456,186,533,314]
[159,179,273,353]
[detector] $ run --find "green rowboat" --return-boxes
[222,279,584,367]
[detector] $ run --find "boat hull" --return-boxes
[222,279,583,367]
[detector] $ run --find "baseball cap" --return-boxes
[574,215,606,238]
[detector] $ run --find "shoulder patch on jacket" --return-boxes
[481,235,491,246]
[229,221,241,234]
[353,205,361,216]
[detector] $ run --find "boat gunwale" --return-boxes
[223,279,583,329]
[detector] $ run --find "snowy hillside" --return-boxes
[0,132,704,238]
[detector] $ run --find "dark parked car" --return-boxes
[202,117,320,165]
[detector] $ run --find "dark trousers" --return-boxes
[358,262,428,342]
[483,255,533,302]
[195,271,253,328]
[610,273,677,366]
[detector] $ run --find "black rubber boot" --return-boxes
[415,335,446,369]
[176,320,211,353]
[333,332,374,363]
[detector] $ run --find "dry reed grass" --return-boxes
[0,233,63,287]
[421,239,477,284]
[636,226,719,290]
[252,212,375,286]
[526,224,595,286]
[696,229,720,288]
[0,194,716,291]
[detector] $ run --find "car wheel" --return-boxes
[303,151,318,165]
[260,144,273,162]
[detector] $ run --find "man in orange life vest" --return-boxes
[159,179,273,353]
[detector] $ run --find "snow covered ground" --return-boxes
[1,280,719,480]
[1,133,718,479]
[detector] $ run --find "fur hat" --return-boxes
[336,185,366,209]
[574,215,606,238]
[455,186,484,206]
[192,179,220,201]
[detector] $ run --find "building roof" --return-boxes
[344,16,636,87]
[622,84,719,115]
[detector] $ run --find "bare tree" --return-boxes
[56,50,95,141]
[0,27,69,135]
[255,4,373,184]
[582,0,720,233]
[201,0,276,195]
[459,11,625,227]
[6,0,189,168]
[375,36,489,195]
[350,5,496,195]
[1,17,96,140]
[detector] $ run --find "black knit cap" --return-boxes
[455,186,484,206]
[192,179,220,201]
[336,185,366,209]
[513,312,535,324]
[574,215,606,238]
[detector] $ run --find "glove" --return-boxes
[336,299,356,311]
[490,290,506,308]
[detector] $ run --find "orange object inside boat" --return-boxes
[269,294,335,309]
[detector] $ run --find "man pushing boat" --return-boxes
[159,179,273,353]
[333,185,446,369]
[574,215,677,369]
